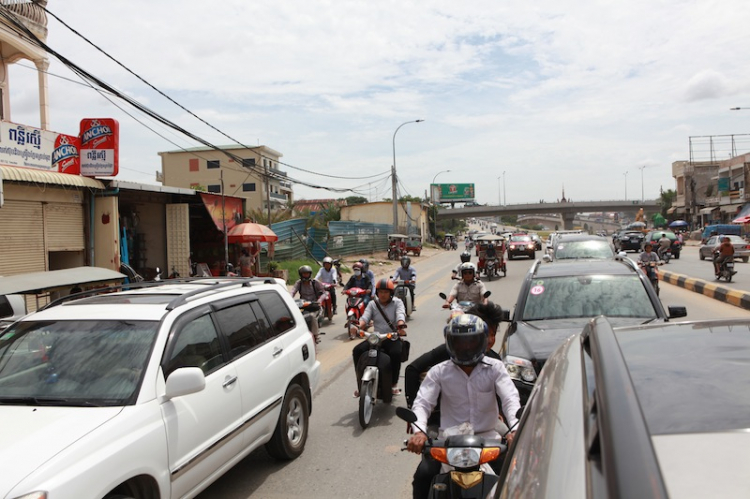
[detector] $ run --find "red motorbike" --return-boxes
[343,287,368,339]
[321,282,336,322]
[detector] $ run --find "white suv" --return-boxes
[0,278,320,499]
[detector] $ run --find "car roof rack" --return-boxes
[581,317,668,499]
[39,276,280,312]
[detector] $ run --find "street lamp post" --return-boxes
[431,169,450,238]
[624,171,628,200]
[392,119,424,233]
[503,171,506,206]
[639,165,647,203]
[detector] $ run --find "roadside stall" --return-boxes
[226,222,279,277]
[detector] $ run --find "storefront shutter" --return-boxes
[0,200,45,276]
[44,203,84,251]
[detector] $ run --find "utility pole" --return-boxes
[265,160,271,224]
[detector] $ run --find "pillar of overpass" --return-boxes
[562,212,576,230]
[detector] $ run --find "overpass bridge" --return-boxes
[436,200,661,230]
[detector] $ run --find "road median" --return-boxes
[660,270,750,310]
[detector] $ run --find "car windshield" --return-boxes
[511,236,531,242]
[617,326,750,434]
[554,240,614,259]
[522,275,657,320]
[0,320,158,406]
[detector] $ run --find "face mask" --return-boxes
[354,270,362,276]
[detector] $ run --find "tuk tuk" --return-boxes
[387,234,408,260]
[476,234,507,280]
[405,236,422,256]
[443,234,458,250]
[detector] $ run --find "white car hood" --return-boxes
[0,405,121,492]
[652,432,750,498]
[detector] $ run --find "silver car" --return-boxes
[699,235,750,263]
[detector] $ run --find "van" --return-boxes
[0,294,27,332]
[701,224,741,243]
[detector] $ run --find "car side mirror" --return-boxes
[667,306,687,319]
[542,254,552,263]
[501,310,511,322]
[164,367,206,399]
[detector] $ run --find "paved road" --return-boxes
[197,248,750,498]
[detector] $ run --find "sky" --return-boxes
[7,0,750,206]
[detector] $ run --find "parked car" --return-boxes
[499,317,750,498]
[548,234,615,261]
[500,258,686,403]
[0,294,27,332]
[0,278,320,499]
[699,234,750,262]
[612,230,645,252]
[507,234,536,259]
[642,230,682,259]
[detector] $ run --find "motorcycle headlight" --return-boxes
[446,447,482,468]
[505,355,537,384]
[367,334,381,346]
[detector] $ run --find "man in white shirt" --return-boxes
[406,314,520,498]
[315,256,339,313]
[443,263,488,307]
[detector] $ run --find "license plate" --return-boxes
[727,263,735,268]
[368,350,378,358]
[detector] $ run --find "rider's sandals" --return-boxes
[353,390,359,398]
[391,387,402,395]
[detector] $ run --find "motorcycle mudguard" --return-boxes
[429,471,498,498]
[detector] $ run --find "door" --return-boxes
[160,311,243,498]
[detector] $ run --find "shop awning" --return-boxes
[0,165,106,189]
[0,267,125,295]
[699,207,717,215]
[720,204,743,213]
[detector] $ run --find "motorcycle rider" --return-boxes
[392,256,417,311]
[639,242,660,264]
[657,233,672,261]
[359,258,377,298]
[485,243,498,260]
[290,265,327,341]
[343,262,373,338]
[351,278,406,397]
[451,251,472,278]
[443,262,488,308]
[315,256,339,314]
[714,236,736,276]
[406,314,521,497]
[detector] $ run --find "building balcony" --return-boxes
[269,192,287,201]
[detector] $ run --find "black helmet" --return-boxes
[401,256,411,268]
[298,265,313,280]
[460,251,471,263]
[375,278,395,302]
[359,258,370,272]
[444,314,488,366]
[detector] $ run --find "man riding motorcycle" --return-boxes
[443,263,488,308]
[657,233,672,261]
[315,256,339,314]
[359,258,377,298]
[290,265,327,340]
[405,314,521,499]
[714,236,736,276]
[351,278,406,397]
[392,256,417,311]
[451,251,472,278]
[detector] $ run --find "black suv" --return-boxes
[500,258,686,402]
[499,317,750,498]
[613,230,645,252]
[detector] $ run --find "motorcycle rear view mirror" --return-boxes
[483,291,492,298]
[396,406,417,423]
[439,292,448,300]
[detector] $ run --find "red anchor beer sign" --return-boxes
[79,118,119,177]
[53,134,80,175]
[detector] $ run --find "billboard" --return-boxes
[80,118,119,177]
[432,183,475,203]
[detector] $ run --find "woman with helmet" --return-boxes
[343,262,373,299]
[444,262,488,307]
[392,256,417,311]
[405,314,521,496]
[352,278,407,397]
[315,256,339,313]
[451,251,472,278]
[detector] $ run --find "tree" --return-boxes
[659,189,677,217]
[343,196,368,206]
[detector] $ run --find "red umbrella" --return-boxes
[226,223,278,243]
[732,215,750,224]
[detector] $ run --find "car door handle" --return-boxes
[273,347,283,357]
[222,375,238,388]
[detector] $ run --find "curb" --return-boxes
[660,270,750,310]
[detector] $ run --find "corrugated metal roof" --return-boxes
[0,165,106,189]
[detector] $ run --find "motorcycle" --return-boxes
[657,246,672,263]
[439,291,491,323]
[295,298,323,346]
[356,328,407,429]
[639,260,663,296]
[320,282,336,322]
[394,279,414,317]
[484,257,498,281]
[715,253,737,282]
[397,407,506,498]
[343,287,369,338]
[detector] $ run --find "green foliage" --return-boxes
[659,188,677,217]
[343,196,368,206]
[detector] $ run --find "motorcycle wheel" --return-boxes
[359,379,374,429]
[488,269,493,281]
[726,272,733,283]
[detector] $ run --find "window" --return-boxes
[242,183,256,192]
[189,158,199,172]
[0,296,12,319]
[207,160,220,169]
[207,184,221,193]
[166,314,224,376]
[214,302,267,359]
[242,158,255,168]
[257,291,295,337]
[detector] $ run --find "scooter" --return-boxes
[439,291,491,323]
[295,298,323,346]
[343,287,369,338]
[484,257,498,281]
[394,279,414,317]
[639,260,663,296]
[715,254,737,282]
[356,327,407,429]
[397,407,506,498]
[658,247,672,263]
[320,283,336,322]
